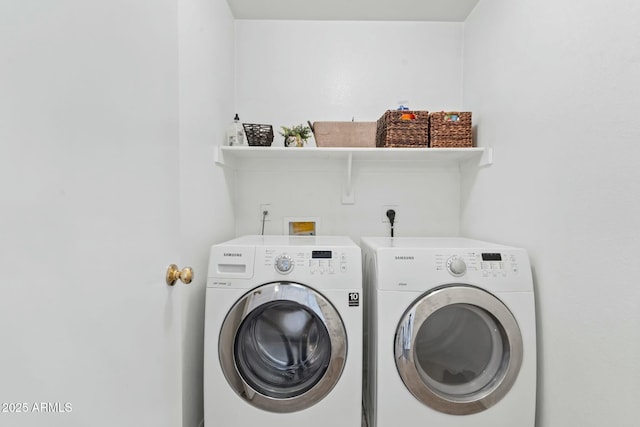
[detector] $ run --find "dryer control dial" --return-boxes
[274,254,294,274]
[447,256,467,276]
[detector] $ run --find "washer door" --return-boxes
[219,282,347,413]
[395,286,523,415]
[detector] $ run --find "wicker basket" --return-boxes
[429,112,472,148]
[242,123,274,146]
[376,110,429,147]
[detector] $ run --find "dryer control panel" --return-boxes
[479,252,520,277]
[436,252,520,278]
[366,237,533,293]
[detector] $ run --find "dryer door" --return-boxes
[395,285,523,415]
[219,282,347,413]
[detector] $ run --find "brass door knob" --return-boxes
[166,264,193,286]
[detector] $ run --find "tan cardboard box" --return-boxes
[313,122,377,147]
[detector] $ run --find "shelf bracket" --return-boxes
[479,147,493,167]
[214,146,225,166]
[214,146,236,169]
[341,152,355,204]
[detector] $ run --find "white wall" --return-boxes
[233,21,466,239]
[462,1,640,426]
[233,157,462,240]
[236,20,464,138]
[178,0,236,426]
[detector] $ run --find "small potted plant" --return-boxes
[279,124,312,147]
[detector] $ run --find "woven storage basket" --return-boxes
[242,123,274,146]
[313,121,377,147]
[429,112,472,148]
[376,110,429,147]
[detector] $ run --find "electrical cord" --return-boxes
[261,210,268,235]
[386,209,396,237]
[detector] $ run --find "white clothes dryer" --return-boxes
[361,237,536,427]
[205,235,362,427]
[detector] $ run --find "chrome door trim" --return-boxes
[395,285,523,415]
[219,282,347,413]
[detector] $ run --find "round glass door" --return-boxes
[219,282,347,413]
[395,286,523,415]
[234,300,332,398]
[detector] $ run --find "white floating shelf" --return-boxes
[215,146,492,167]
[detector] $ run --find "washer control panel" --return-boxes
[266,249,349,275]
[436,251,520,278]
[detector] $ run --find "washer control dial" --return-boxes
[274,254,294,274]
[447,256,467,276]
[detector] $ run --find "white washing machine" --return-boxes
[204,235,362,427]
[361,237,536,427]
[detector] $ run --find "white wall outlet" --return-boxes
[260,204,271,221]
[381,205,399,223]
